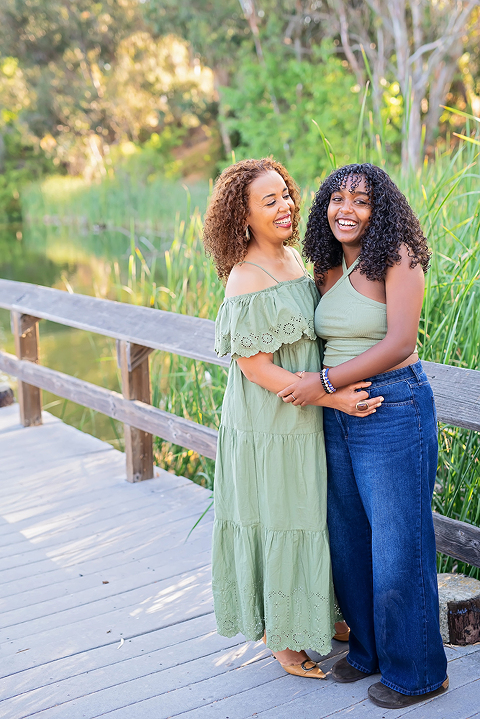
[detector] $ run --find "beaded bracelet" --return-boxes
[324,368,336,393]
[319,371,328,394]
[320,368,336,394]
[320,371,328,393]
[325,368,336,393]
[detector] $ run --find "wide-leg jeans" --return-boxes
[324,361,447,695]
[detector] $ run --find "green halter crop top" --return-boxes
[314,256,388,367]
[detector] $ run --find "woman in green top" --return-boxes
[202,158,384,679]
[278,164,448,708]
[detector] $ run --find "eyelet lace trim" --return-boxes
[215,315,316,359]
[213,579,343,654]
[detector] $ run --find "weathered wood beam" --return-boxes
[0,351,218,460]
[116,340,154,373]
[117,340,154,483]
[0,279,229,368]
[434,512,480,568]
[11,311,42,427]
[424,361,480,432]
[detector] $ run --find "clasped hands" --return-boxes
[277,371,384,417]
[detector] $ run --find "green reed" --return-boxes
[412,143,480,578]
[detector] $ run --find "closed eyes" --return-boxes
[266,193,290,206]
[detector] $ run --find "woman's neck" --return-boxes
[342,245,361,269]
[247,237,288,262]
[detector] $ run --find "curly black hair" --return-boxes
[303,163,431,284]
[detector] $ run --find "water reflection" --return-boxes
[0,224,124,448]
[0,223,67,286]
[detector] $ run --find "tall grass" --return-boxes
[411,139,480,578]
[20,131,480,575]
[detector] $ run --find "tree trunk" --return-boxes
[213,68,232,158]
[402,95,423,173]
[425,39,463,151]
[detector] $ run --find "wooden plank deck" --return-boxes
[1,404,479,719]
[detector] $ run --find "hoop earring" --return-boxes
[245,226,250,240]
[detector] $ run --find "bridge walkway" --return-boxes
[1,404,479,718]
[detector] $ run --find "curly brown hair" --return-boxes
[303,163,431,285]
[203,158,301,281]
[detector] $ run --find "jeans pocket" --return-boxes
[369,379,414,407]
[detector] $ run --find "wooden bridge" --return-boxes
[1,279,480,718]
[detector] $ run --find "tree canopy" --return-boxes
[0,0,479,213]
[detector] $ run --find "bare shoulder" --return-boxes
[225,262,276,298]
[387,243,424,278]
[385,243,424,298]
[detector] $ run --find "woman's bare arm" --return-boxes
[237,353,382,415]
[237,352,301,393]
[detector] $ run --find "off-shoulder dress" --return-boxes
[213,273,339,654]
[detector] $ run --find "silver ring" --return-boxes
[356,400,369,411]
[291,395,297,401]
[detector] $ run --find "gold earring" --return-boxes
[245,226,250,240]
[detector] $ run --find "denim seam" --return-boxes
[413,389,429,688]
[380,400,414,407]
[368,378,406,390]
[334,408,348,441]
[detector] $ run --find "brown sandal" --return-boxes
[262,632,327,679]
[279,659,327,679]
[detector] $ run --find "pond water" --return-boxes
[0,223,126,448]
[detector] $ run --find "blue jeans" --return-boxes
[325,361,447,695]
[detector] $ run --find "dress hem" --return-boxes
[215,624,336,656]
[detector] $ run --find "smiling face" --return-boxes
[246,170,295,244]
[327,175,372,250]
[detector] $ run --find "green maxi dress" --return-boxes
[213,273,339,655]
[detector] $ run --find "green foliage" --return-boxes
[107,126,187,181]
[141,0,248,71]
[0,0,479,187]
[222,44,400,182]
[0,125,56,224]
[0,53,57,222]
[0,1,216,177]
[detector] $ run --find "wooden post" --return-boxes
[117,340,154,482]
[11,311,42,426]
[438,573,480,645]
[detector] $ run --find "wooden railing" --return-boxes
[0,278,479,568]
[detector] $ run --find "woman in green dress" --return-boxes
[203,158,383,678]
